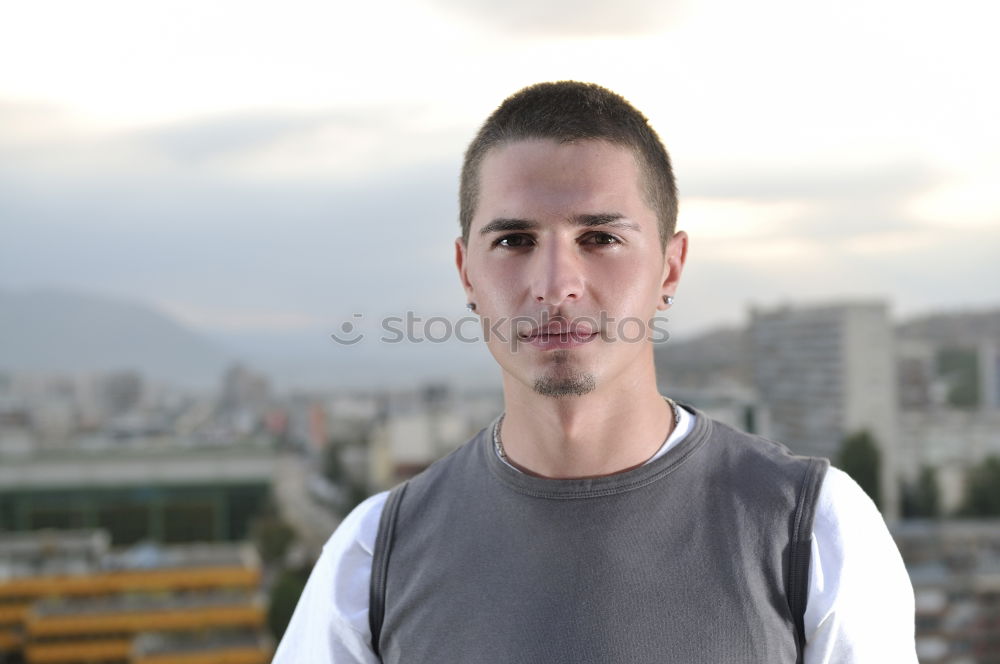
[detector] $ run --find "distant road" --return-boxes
[273,453,340,556]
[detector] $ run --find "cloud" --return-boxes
[0,99,470,181]
[676,157,960,251]
[426,0,682,36]
[130,110,336,164]
[904,166,1000,230]
[0,149,464,324]
[674,221,1000,334]
[682,158,939,204]
[155,300,324,332]
[0,101,78,142]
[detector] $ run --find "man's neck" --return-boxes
[498,379,676,479]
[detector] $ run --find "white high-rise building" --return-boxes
[750,301,899,518]
[979,341,1000,410]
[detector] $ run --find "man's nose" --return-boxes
[532,239,585,305]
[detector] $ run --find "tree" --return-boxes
[936,347,980,409]
[959,456,1000,517]
[267,565,311,641]
[248,493,297,565]
[837,430,881,510]
[322,436,371,517]
[900,466,940,519]
[251,514,296,565]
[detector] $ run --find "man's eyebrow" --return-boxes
[574,213,641,233]
[479,218,537,236]
[479,214,641,236]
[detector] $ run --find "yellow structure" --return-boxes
[0,530,273,664]
[131,630,271,664]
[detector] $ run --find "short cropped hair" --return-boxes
[459,81,678,250]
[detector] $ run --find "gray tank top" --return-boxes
[370,407,828,664]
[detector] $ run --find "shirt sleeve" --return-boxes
[803,466,918,664]
[271,490,388,664]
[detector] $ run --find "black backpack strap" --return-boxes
[788,457,830,661]
[369,481,409,660]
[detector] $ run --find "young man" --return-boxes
[273,82,917,663]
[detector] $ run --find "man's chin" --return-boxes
[532,372,597,398]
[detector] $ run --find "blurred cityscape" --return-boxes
[1,294,999,663]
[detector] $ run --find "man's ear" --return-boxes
[455,237,475,302]
[657,230,688,310]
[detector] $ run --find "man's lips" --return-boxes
[523,329,597,340]
[519,324,599,349]
[518,321,597,340]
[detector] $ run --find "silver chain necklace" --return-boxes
[492,396,682,466]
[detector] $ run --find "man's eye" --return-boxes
[586,232,622,246]
[495,234,533,248]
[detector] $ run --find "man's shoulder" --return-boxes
[695,408,830,472]
[324,489,390,559]
[686,409,831,513]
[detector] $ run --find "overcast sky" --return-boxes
[2,0,998,346]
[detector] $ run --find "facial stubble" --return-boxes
[531,350,597,398]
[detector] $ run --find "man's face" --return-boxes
[455,138,687,399]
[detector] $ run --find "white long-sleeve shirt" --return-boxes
[273,406,918,663]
